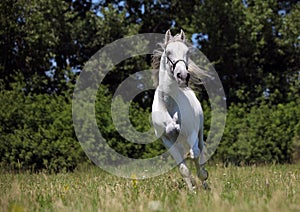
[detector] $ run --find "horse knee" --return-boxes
[166,121,180,135]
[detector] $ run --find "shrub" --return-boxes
[0,82,84,172]
[215,100,300,164]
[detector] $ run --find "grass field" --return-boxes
[1,164,299,212]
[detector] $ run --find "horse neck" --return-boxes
[158,63,180,96]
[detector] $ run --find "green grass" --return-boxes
[1,164,299,212]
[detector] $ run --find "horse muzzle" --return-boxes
[175,70,190,87]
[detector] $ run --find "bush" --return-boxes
[1,80,298,172]
[95,91,164,162]
[0,82,84,172]
[215,100,300,164]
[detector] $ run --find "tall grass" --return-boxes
[1,164,299,212]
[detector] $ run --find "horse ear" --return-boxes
[180,29,186,41]
[165,29,172,45]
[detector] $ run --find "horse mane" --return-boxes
[151,33,211,88]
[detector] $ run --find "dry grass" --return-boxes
[1,164,299,212]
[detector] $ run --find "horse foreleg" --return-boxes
[152,110,177,139]
[162,137,196,192]
[179,162,196,192]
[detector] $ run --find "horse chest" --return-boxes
[163,90,201,130]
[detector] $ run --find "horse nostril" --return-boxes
[187,73,190,81]
[177,73,181,79]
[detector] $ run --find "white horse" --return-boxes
[152,29,209,191]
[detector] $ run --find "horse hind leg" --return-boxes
[193,129,210,190]
[188,131,209,182]
[192,154,209,190]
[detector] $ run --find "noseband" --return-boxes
[166,56,188,73]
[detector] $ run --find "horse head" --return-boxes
[164,29,190,88]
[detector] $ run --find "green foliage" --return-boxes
[191,0,300,104]
[0,0,139,93]
[215,99,300,164]
[0,0,299,171]
[0,80,84,172]
[95,91,164,161]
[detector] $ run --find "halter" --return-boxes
[166,56,188,74]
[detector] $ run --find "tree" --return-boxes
[0,0,139,94]
[191,0,300,105]
[1,0,299,171]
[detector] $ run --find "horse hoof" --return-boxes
[198,169,208,181]
[202,181,211,191]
